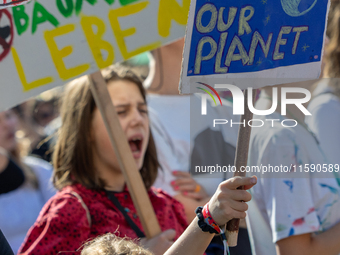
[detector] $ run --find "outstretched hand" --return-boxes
[208,176,257,226]
[171,171,209,200]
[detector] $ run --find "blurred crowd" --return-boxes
[1,1,340,255]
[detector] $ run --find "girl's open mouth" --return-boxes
[128,135,143,158]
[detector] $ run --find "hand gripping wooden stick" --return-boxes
[88,71,161,238]
[226,89,255,246]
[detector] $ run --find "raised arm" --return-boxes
[165,176,257,255]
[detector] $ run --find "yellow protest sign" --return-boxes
[0,0,189,111]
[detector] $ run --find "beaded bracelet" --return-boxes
[195,203,230,255]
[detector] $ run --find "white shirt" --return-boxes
[247,112,340,255]
[305,80,340,166]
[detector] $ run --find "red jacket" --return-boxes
[19,183,188,255]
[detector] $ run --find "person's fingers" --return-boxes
[223,208,247,221]
[162,240,174,252]
[243,183,256,190]
[222,176,257,190]
[228,189,252,202]
[167,241,174,247]
[244,176,258,190]
[210,205,247,225]
[229,200,249,212]
[160,229,176,241]
[171,178,195,187]
[230,210,247,220]
[172,171,191,178]
[174,183,196,192]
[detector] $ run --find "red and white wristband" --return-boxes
[195,203,230,255]
[202,203,221,234]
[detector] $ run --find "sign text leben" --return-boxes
[0,0,189,111]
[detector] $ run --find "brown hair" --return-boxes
[81,233,153,255]
[53,65,159,190]
[324,1,340,79]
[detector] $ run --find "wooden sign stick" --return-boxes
[226,89,255,246]
[88,71,161,239]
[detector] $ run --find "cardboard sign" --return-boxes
[0,0,189,111]
[0,0,30,10]
[180,0,330,93]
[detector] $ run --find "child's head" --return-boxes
[53,65,159,190]
[81,233,153,255]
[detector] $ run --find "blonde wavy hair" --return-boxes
[81,233,153,255]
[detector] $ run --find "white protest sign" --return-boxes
[0,0,189,111]
[0,0,30,10]
[180,0,330,94]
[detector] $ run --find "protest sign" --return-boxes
[0,0,189,111]
[0,0,30,10]
[180,0,331,246]
[180,0,330,93]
